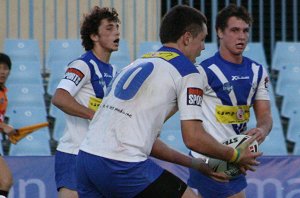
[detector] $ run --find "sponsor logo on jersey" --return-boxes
[64,68,85,86]
[187,87,203,106]
[215,105,250,124]
[142,51,179,61]
[231,75,250,81]
[88,97,102,111]
[223,82,233,94]
[104,73,113,78]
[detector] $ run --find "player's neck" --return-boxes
[92,48,111,63]
[219,49,243,64]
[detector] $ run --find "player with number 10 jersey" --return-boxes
[78,46,204,197]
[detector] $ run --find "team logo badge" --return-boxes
[64,68,85,86]
[187,87,203,106]
[223,82,233,94]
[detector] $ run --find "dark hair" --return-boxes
[80,6,120,51]
[215,4,252,33]
[0,53,11,70]
[160,5,207,44]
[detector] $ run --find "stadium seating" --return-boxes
[275,65,300,96]
[259,125,288,155]
[243,42,268,68]
[46,61,68,96]
[159,112,189,154]
[49,104,66,141]
[196,42,218,64]
[271,42,300,71]
[161,112,181,131]
[248,103,286,155]
[52,118,66,141]
[6,84,45,108]
[286,113,300,143]
[3,39,41,63]
[159,129,190,154]
[46,39,84,69]
[110,39,131,70]
[47,75,63,96]
[9,137,51,156]
[137,41,162,58]
[6,106,50,140]
[281,89,300,118]
[6,61,43,86]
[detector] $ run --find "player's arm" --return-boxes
[150,138,229,182]
[244,68,273,144]
[52,88,95,120]
[181,120,261,167]
[245,100,272,144]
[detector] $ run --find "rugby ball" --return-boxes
[207,134,259,179]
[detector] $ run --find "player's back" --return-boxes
[80,47,201,163]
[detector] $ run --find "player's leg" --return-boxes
[188,166,247,198]
[58,188,78,198]
[55,151,79,198]
[182,187,202,198]
[135,170,202,198]
[0,157,13,198]
[76,151,106,198]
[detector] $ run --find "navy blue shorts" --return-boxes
[55,151,77,191]
[187,167,247,198]
[76,150,165,198]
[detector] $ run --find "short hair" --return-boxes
[80,6,120,51]
[0,53,11,70]
[160,5,207,44]
[215,4,253,32]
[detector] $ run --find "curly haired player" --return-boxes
[51,6,120,198]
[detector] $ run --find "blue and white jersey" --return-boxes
[191,52,270,159]
[56,50,117,155]
[80,46,204,162]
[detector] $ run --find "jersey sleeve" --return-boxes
[56,60,91,96]
[255,67,270,101]
[177,72,204,121]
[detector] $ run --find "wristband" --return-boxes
[229,148,239,163]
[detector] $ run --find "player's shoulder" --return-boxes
[142,51,199,77]
[242,56,264,68]
[197,53,218,69]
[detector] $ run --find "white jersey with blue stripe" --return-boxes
[191,52,270,159]
[56,50,117,155]
[80,46,204,162]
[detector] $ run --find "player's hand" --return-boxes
[234,135,262,166]
[1,124,16,136]
[191,158,229,182]
[244,128,266,144]
[238,164,257,175]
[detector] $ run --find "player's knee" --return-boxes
[0,176,13,191]
[182,187,202,198]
